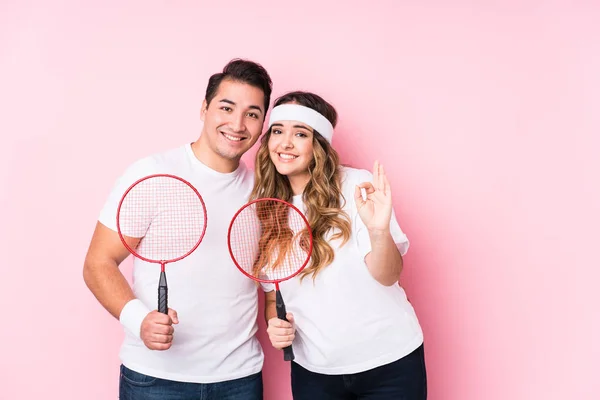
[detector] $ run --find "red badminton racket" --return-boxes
[116,174,207,314]
[227,198,313,361]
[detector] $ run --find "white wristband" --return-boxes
[119,299,150,339]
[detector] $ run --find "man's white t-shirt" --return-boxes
[262,167,423,375]
[98,143,263,383]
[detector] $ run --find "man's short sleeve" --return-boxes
[98,158,157,232]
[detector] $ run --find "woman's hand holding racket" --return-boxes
[354,160,393,233]
[267,312,295,350]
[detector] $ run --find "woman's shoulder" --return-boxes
[339,165,373,186]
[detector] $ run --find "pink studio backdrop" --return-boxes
[1,1,598,399]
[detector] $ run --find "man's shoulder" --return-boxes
[128,145,187,171]
[113,145,187,185]
[231,161,254,198]
[147,144,188,166]
[237,161,254,183]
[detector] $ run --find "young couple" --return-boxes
[83,59,426,399]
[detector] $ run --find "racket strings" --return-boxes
[118,176,206,261]
[230,200,311,281]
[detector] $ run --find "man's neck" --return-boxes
[190,139,239,174]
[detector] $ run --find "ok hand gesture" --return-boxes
[354,161,393,233]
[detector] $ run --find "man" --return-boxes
[83,59,272,399]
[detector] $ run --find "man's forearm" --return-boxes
[83,258,136,319]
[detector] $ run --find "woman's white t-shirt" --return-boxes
[262,167,423,374]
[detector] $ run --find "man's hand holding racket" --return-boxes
[140,309,179,351]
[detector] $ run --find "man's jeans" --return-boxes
[119,364,263,400]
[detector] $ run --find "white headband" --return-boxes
[268,104,334,143]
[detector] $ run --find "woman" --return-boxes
[251,91,426,399]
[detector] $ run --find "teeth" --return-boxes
[223,133,242,141]
[279,153,297,160]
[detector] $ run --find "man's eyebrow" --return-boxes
[219,99,263,113]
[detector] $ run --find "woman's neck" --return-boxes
[288,173,310,196]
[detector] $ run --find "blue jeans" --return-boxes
[291,344,427,399]
[119,364,263,400]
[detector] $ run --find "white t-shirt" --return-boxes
[98,143,263,383]
[262,167,423,375]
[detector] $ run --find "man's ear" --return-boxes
[200,99,208,122]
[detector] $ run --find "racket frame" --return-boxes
[115,173,207,314]
[116,173,207,265]
[227,197,313,285]
[227,197,313,362]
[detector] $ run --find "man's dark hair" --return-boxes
[205,59,273,115]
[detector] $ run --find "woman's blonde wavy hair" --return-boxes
[250,91,351,281]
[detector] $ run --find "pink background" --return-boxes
[1,1,599,399]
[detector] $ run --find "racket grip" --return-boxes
[276,290,295,362]
[158,271,168,314]
[282,343,295,361]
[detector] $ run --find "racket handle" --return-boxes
[276,290,295,362]
[158,271,168,314]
